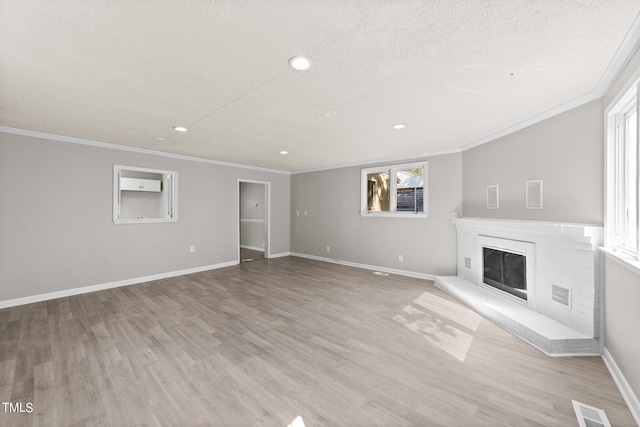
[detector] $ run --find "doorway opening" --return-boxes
[238,180,270,263]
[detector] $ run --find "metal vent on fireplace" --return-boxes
[552,284,570,306]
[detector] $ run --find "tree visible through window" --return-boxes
[367,171,390,212]
[361,162,427,216]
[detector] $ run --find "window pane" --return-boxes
[367,171,390,212]
[396,167,424,212]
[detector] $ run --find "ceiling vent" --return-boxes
[572,400,611,427]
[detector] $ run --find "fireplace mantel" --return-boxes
[435,217,604,356]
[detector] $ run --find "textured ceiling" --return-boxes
[1,1,640,172]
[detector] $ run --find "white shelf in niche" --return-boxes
[119,177,161,192]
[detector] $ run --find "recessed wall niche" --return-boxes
[486,185,499,209]
[526,179,543,209]
[113,165,178,224]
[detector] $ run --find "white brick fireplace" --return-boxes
[435,217,604,356]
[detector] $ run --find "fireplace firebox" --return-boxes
[482,247,527,300]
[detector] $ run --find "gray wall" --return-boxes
[0,132,290,302]
[462,99,604,224]
[604,258,640,402]
[290,152,462,276]
[602,47,640,409]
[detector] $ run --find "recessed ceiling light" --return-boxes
[280,150,289,155]
[288,56,312,71]
[392,123,406,130]
[173,126,188,132]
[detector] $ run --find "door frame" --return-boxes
[237,179,271,262]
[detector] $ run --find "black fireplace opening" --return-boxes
[482,247,527,300]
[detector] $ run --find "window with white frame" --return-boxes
[360,161,427,217]
[607,80,639,258]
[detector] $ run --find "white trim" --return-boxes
[459,216,602,228]
[290,252,436,281]
[0,261,237,310]
[604,76,640,257]
[360,160,427,217]
[0,126,290,175]
[359,212,428,218]
[113,164,179,224]
[606,65,640,115]
[596,12,640,96]
[602,347,640,426]
[269,252,291,259]
[237,179,271,260]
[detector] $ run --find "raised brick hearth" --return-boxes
[435,217,604,356]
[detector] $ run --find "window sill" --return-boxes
[360,212,428,218]
[599,246,640,278]
[114,218,178,224]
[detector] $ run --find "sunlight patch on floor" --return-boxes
[393,292,482,362]
[412,291,482,331]
[287,415,306,427]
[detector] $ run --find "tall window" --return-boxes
[607,81,639,258]
[361,161,427,217]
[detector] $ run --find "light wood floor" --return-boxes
[0,256,635,426]
[240,248,264,262]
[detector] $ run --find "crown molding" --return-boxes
[460,91,602,152]
[0,126,291,175]
[290,147,461,175]
[293,13,640,174]
[596,12,640,96]
[3,13,639,175]
[462,12,640,153]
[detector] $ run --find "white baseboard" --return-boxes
[290,252,436,281]
[0,261,238,310]
[602,348,640,426]
[269,252,291,259]
[240,245,265,252]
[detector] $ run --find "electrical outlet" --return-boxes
[296,210,300,216]
[304,210,308,216]
[326,246,331,253]
[398,255,404,263]
[189,246,196,253]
